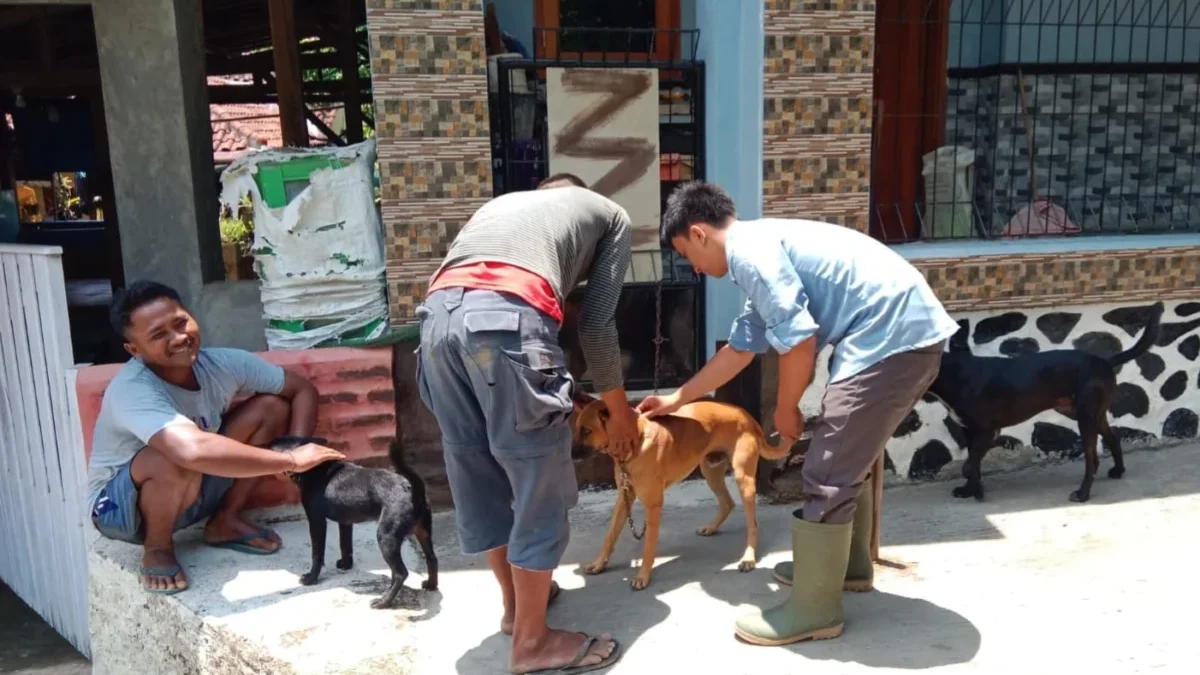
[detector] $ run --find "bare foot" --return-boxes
[141,548,187,593]
[204,514,281,553]
[510,630,617,675]
[501,581,560,636]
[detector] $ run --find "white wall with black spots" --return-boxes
[885,300,1200,483]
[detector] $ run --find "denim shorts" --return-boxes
[416,288,579,571]
[91,454,234,545]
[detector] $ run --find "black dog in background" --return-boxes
[271,436,438,608]
[927,302,1164,503]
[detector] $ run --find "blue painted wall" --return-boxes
[694,0,763,360]
[486,0,537,52]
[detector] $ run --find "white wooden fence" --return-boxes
[0,244,91,656]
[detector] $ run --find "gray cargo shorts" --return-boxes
[415,288,579,571]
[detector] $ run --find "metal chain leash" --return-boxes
[651,270,665,395]
[617,463,645,540]
[617,260,668,542]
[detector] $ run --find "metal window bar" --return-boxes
[489,27,705,391]
[875,0,1200,242]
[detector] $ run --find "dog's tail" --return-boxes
[1108,301,1165,367]
[759,429,798,461]
[388,439,428,507]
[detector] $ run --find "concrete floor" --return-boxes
[0,582,89,675]
[85,442,1200,673]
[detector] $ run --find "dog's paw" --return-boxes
[421,579,438,591]
[951,484,983,500]
[370,597,399,610]
[1069,490,1090,503]
[1108,467,1125,480]
[696,525,719,537]
[630,575,650,591]
[299,572,320,586]
[336,557,354,571]
[581,561,607,575]
[737,559,756,573]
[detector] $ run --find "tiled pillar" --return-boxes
[366,0,492,324]
[762,0,875,231]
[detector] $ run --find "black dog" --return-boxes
[272,436,438,608]
[927,302,1164,503]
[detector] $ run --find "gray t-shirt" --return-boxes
[86,348,286,509]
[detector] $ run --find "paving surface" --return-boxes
[87,442,1200,674]
[0,582,89,675]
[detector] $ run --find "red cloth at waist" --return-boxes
[428,262,563,325]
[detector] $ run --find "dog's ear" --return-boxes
[598,404,610,424]
[572,387,596,415]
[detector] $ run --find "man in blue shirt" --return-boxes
[639,181,958,647]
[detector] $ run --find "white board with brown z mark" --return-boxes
[546,67,663,282]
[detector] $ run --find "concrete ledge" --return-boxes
[88,518,427,675]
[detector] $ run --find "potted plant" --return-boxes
[219,197,256,280]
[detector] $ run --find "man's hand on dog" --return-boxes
[773,405,804,442]
[636,391,684,418]
[606,405,640,458]
[289,443,345,472]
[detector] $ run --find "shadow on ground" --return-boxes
[0,581,89,675]
[773,444,1200,547]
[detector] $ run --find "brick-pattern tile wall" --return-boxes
[366,0,492,324]
[762,0,875,231]
[914,246,1200,313]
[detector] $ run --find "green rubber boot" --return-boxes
[771,485,875,592]
[735,515,852,646]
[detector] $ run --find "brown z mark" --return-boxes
[553,69,658,198]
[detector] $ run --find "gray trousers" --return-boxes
[801,341,945,523]
[416,288,579,570]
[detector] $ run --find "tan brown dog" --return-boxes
[574,397,793,591]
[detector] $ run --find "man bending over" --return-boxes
[415,174,635,674]
[87,281,344,595]
[639,181,958,646]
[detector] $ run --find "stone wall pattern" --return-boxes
[945,73,1200,234]
[888,299,1200,485]
[764,300,1200,488]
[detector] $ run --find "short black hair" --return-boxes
[660,181,737,248]
[538,173,588,189]
[109,280,183,338]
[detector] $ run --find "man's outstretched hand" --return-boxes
[290,443,345,472]
[605,404,640,459]
[636,391,684,419]
[773,404,804,444]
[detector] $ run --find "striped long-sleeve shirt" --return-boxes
[433,187,632,392]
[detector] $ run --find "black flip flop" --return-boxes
[518,633,622,675]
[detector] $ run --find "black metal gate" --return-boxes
[489,30,706,391]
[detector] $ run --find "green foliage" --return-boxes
[219,196,255,250]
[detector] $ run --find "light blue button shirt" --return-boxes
[724,219,959,383]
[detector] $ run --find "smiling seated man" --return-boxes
[87,280,344,595]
